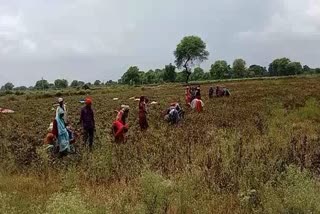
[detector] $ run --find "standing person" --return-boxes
[55,106,70,157]
[139,96,148,130]
[209,87,214,98]
[80,97,95,150]
[56,98,68,125]
[196,85,201,99]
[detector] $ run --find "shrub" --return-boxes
[45,189,92,214]
[55,91,63,97]
[140,170,174,214]
[262,166,320,213]
[14,91,25,96]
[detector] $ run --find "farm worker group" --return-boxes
[45,84,230,157]
[46,97,95,156]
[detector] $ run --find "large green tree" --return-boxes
[268,58,291,76]
[154,69,164,83]
[303,65,311,73]
[174,36,209,83]
[1,82,14,91]
[176,72,186,82]
[286,62,303,75]
[35,79,50,90]
[94,80,101,86]
[121,66,141,85]
[54,79,68,89]
[210,60,229,79]
[190,67,204,81]
[233,59,247,78]
[248,65,267,77]
[70,80,79,87]
[145,70,157,84]
[163,63,177,82]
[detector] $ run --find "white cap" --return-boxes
[58,98,63,103]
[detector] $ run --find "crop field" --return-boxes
[1,76,320,213]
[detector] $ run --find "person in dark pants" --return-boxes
[80,97,95,150]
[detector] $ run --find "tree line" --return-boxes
[119,57,320,85]
[120,36,320,84]
[0,79,118,91]
[1,35,320,91]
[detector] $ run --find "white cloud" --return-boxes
[238,0,320,40]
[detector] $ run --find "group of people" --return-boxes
[209,86,231,98]
[45,85,231,157]
[45,97,95,156]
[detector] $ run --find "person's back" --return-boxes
[80,106,94,130]
[80,98,95,149]
[169,108,180,124]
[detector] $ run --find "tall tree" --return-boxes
[176,72,186,82]
[34,79,50,90]
[54,79,68,89]
[70,80,79,87]
[286,62,302,75]
[303,65,311,73]
[145,70,156,84]
[190,67,204,81]
[94,80,101,86]
[163,63,177,82]
[154,69,164,83]
[210,60,229,79]
[248,65,267,77]
[268,58,291,76]
[1,82,14,91]
[233,59,247,78]
[174,36,209,83]
[78,81,85,87]
[121,66,141,85]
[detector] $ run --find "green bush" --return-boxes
[140,170,174,214]
[262,166,320,213]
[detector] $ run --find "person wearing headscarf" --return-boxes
[80,97,95,150]
[116,105,130,125]
[196,85,201,100]
[139,96,148,130]
[56,98,68,125]
[55,105,70,156]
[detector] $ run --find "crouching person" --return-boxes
[216,86,231,97]
[112,120,129,143]
[190,98,204,112]
[116,105,130,125]
[164,103,183,125]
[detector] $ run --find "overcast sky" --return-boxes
[0,0,319,86]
